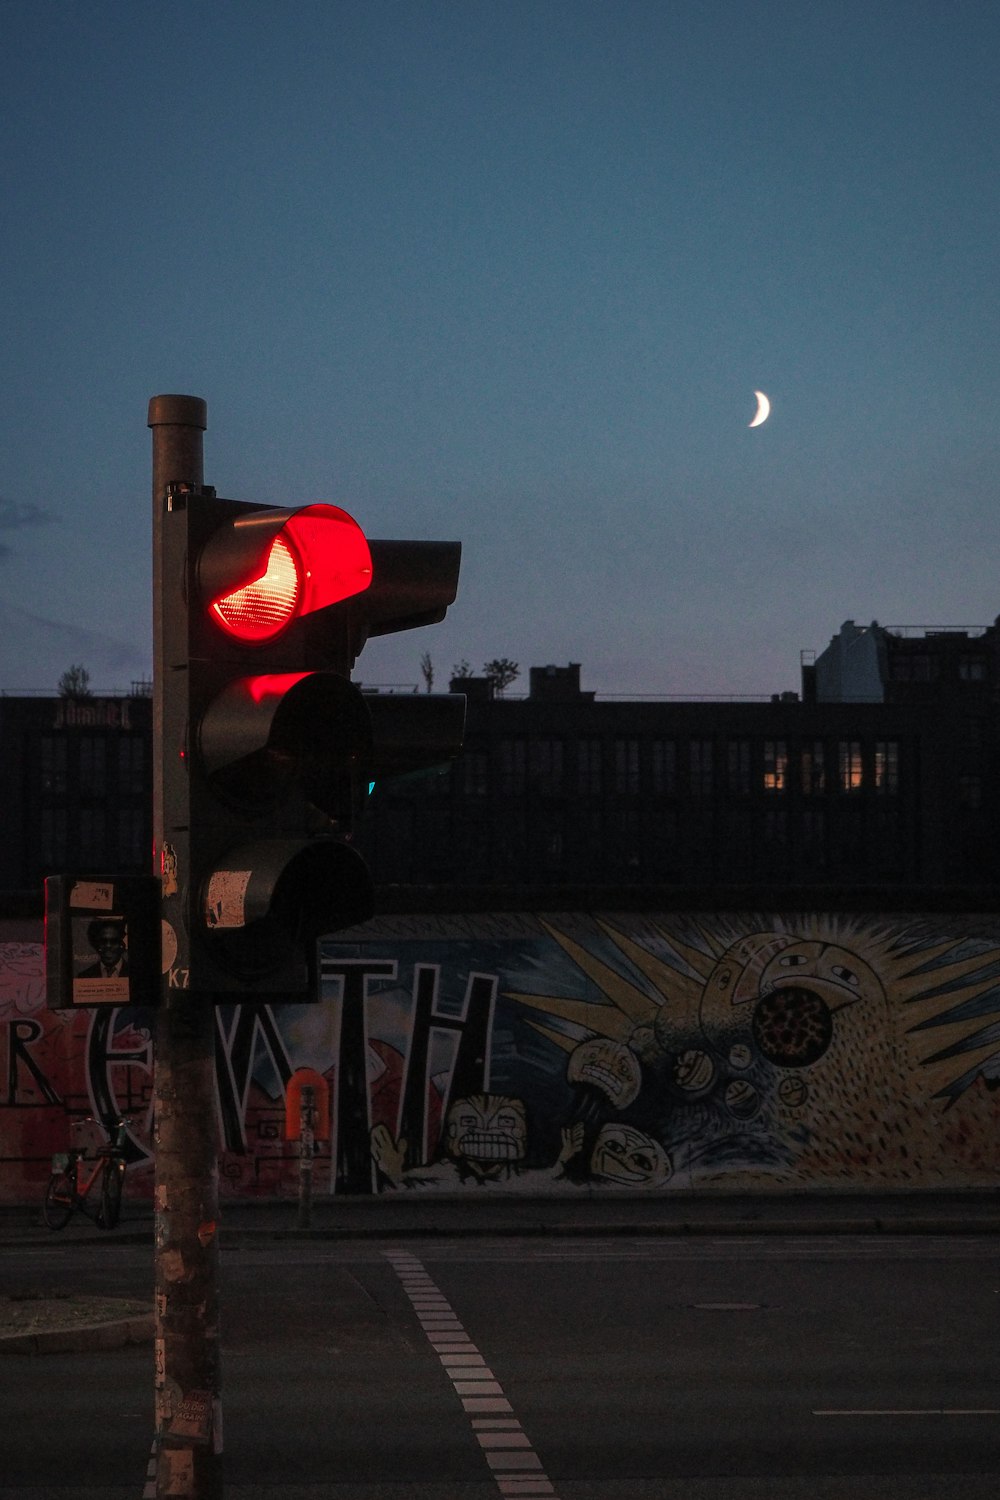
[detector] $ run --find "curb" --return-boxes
[220,1214,1000,1241]
[6,1215,1000,1249]
[5,1193,1000,1250]
[0,1313,154,1356]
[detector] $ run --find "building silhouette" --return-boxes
[358,648,996,892]
[0,690,152,905]
[1,619,998,910]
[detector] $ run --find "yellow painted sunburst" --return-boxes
[507,914,1000,1105]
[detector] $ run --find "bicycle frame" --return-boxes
[44,1117,132,1229]
[51,1150,107,1213]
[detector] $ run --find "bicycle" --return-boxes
[43,1116,133,1231]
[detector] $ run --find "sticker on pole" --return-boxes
[204,871,252,929]
[161,920,179,974]
[70,880,116,911]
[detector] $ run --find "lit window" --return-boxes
[838,740,863,792]
[763,740,787,793]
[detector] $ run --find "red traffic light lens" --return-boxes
[206,504,372,643]
[211,534,301,642]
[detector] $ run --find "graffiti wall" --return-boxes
[3,909,1000,1202]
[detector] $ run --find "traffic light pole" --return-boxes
[144,391,463,1494]
[148,394,223,1498]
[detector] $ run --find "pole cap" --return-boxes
[147,394,208,429]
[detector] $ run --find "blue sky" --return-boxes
[2,0,999,697]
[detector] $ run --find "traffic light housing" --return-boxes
[156,486,463,1002]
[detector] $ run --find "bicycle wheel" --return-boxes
[99,1158,124,1230]
[43,1172,74,1231]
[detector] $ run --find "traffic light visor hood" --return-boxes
[201,503,373,643]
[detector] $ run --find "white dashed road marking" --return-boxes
[385,1249,559,1498]
[815,1408,1000,1417]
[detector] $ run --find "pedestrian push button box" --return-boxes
[44,874,160,1009]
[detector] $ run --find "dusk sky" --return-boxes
[2,1,999,698]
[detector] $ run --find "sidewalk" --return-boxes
[3,1187,1000,1247]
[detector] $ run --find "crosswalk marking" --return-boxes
[385,1248,561,1498]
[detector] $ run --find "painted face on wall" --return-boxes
[711,934,796,1009]
[444,1094,527,1169]
[691,933,889,1073]
[758,941,885,1011]
[590,1123,671,1187]
[751,941,887,1068]
[671,1048,717,1096]
[681,932,798,1060]
[567,1037,642,1108]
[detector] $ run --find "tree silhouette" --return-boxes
[483,658,520,695]
[58,663,91,698]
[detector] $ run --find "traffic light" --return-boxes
[156,486,463,1002]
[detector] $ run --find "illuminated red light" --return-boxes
[207,504,372,644]
[211,534,301,642]
[247,673,309,704]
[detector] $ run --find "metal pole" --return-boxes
[297,1084,316,1230]
[149,395,205,868]
[148,395,223,1499]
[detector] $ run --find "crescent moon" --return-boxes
[749,390,771,428]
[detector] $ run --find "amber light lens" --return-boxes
[210,535,301,641]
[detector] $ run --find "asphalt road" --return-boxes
[2,1232,998,1498]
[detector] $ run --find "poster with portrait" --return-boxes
[71,886,132,1004]
[44,874,160,1009]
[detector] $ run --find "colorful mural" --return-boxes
[3,909,1000,1203]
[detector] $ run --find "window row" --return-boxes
[369,800,913,885]
[450,736,903,799]
[38,805,148,871]
[891,652,988,683]
[40,734,148,797]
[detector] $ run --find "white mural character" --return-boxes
[371,1093,529,1188]
[589,1123,671,1189]
[566,1037,642,1109]
[444,1093,528,1181]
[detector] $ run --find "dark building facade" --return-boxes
[0,692,152,900]
[806,619,1000,881]
[357,661,988,890]
[2,623,998,905]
